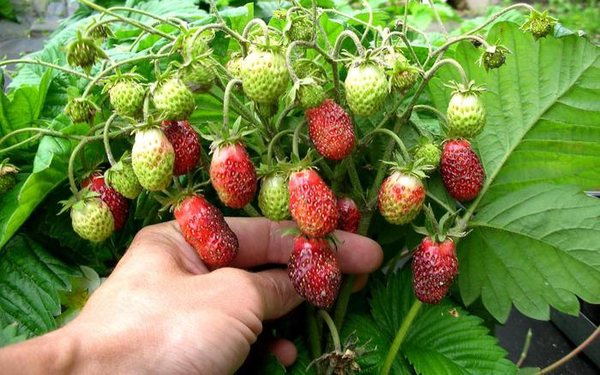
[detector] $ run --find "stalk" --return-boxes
[379,300,423,375]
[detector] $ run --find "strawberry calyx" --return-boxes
[203,117,256,152]
[0,158,18,177]
[282,229,341,251]
[154,183,208,213]
[101,67,145,93]
[412,204,466,243]
[445,80,486,97]
[58,187,100,215]
[383,152,432,179]
[521,9,557,39]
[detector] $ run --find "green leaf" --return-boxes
[427,21,600,322]
[0,68,53,145]
[343,269,516,375]
[460,184,600,322]
[0,235,78,336]
[0,0,17,22]
[0,323,28,347]
[0,119,92,249]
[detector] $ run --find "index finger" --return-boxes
[226,217,383,274]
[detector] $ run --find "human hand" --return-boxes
[0,218,382,375]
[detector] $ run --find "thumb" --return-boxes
[251,268,304,320]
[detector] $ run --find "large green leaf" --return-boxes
[0,118,91,249]
[426,22,600,322]
[0,235,78,337]
[460,184,600,322]
[342,270,516,375]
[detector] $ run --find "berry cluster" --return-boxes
[1,2,553,310]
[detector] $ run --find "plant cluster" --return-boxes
[0,0,599,374]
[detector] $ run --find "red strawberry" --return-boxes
[174,195,239,269]
[288,236,341,308]
[82,174,128,231]
[336,197,360,233]
[412,237,458,304]
[306,99,356,161]
[440,140,484,201]
[289,169,338,238]
[378,171,425,225]
[161,120,201,176]
[210,142,257,209]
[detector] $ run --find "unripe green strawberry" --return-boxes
[181,29,211,60]
[297,82,325,109]
[241,49,289,104]
[70,197,114,243]
[345,61,388,117]
[383,48,419,93]
[0,159,18,196]
[286,15,312,42]
[153,78,196,121]
[179,59,215,94]
[226,53,244,78]
[105,159,142,199]
[522,10,557,39]
[378,171,426,225]
[108,79,145,119]
[64,98,96,124]
[66,32,106,73]
[86,19,113,41]
[446,81,486,138]
[479,45,510,71]
[259,174,290,221]
[414,143,441,173]
[131,128,175,191]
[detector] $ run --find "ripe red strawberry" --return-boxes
[336,197,360,233]
[440,140,485,201]
[82,174,128,231]
[210,142,257,209]
[378,171,425,225]
[412,237,458,304]
[288,236,341,308]
[161,120,201,176]
[174,195,239,269]
[306,100,356,161]
[289,169,338,238]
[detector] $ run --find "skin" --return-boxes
[0,218,382,375]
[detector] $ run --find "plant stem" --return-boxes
[516,329,533,368]
[0,135,41,155]
[68,139,90,196]
[222,79,242,128]
[346,156,364,196]
[333,275,355,332]
[82,53,171,97]
[307,304,322,359]
[365,128,410,162]
[106,6,180,27]
[379,300,423,375]
[427,0,448,37]
[267,129,293,163]
[76,0,175,40]
[333,30,365,58]
[243,204,260,217]
[412,104,448,125]
[536,326,600,374]
[0,127,84,146]
[103,113,118,166]
[0,59,92,79]
[319,310,341,352]
[292,121,305,159]
[359,0,373,43]
[465,3,535,36]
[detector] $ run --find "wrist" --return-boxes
[0,326,81,375]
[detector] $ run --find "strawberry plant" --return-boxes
[1,0,599,374]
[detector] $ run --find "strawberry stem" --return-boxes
[222,79,243,128]
[365,128,410,163]
[292,121,305,159]
[319,310,341,352]
[306,304,322,360]
[379,300,423,375]
[0,59,92,79]
[103,113,118,166]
